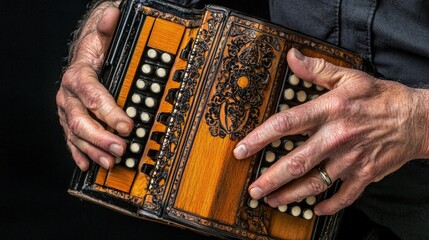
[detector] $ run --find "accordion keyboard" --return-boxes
[247,71,326,220]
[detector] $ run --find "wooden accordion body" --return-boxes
[68,0,373,239]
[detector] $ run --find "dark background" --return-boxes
[0,1,269,239]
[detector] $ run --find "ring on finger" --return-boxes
[317,164,332,187]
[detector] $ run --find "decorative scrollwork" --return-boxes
[205,25,281,140]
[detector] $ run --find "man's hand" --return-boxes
[57,3,133,171]
[234,48,429,216]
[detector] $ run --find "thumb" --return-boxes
[97,6,121,54]
[287,48,349,90]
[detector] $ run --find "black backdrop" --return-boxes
[0,1,269,239]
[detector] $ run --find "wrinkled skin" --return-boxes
[57,5,133,171]
[233,49,429,216]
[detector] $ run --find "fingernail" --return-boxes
[314,209,324,216]
[293,48,305,61]
[233,144,248,159]
[116,122,131,135]
[100,157,110,169]
[110,144,124,157]
[249,187,264,200]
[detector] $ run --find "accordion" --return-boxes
[68,0,373,239]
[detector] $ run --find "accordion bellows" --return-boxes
[68,0,372,239]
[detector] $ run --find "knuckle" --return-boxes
[287,156,308,177]
[336,195,354,208]
[311,58,328,75]
[358,165,375,183]
[309,176,326,193]
[270,113,294,134]
[263,174,282,191]
[67,115,83,136]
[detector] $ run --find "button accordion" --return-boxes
[68,0,373,239]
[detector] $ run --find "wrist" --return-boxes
[411,87,429,159]
[67,1,122,64]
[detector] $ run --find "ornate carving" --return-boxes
[205,25,281,140]
[143,10,224,215]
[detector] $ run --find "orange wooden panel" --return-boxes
[104,166,136,193]
[95,167,108,185]
[147,18,186,54]
[269,211,315,240]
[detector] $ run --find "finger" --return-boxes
[97,6,120,47]
[233,90,349,160]
[59,92,127,158]
[287,48,355,90]
[314,176,365,216]
[69,134,114,170]
[61,64,133,136]
[247,121,348,200]
[67,143,91,171]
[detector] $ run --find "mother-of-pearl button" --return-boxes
[126,107,137,118]
[161,52,172,64]
[296,90,307,102]
[278,104,289,111]
[136,79,147,89]
[291,206,302,217]
[288,74,300,86]
[271,139,281,148]
[131,93,142,104]
[145,97,156,108]
[141,64,152,75]
[147,49,158,59]
[305,196,317,205]
[135,127,147,138]
[303,209,314,220]
[283,88,295,100]
[284,140,294,151]
[248,199,259,209]
[150,82,162,94]
[125,158,136,168]
[265,151,276,163]
[303,81,313,88]
[140,112,151,123]
[130,142,141,153]
[278,205,288,213]
[156,68,167,78]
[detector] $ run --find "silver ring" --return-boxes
[317,164,332,186]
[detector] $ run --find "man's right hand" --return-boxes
[56,2,133,171]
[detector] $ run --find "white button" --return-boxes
[131,93,142,104]
[161,52,172,63]
[303,209,314,220]
[248,199,259,209]
[291,206,302,217]
[305,196,317,206]
[140,112,151,123]
[150,83,162,94]
[284,140,294,151]
[278,104,289,111]
[296,90,307,102]
[136,79,147,89]
[271,139,281,148]
[303,81,313,88]
[141,64,152,75]
[135,127,147,138]
[265,151,276,163]
[145,97,156,108]
[125,107,137,118]
[130,142,141,153]
[156,68,167,78]
[288,74,300,86]
[278,205,288,213]
[147,49,158,59]
[283,88,295,100]
[125,158,136,168]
